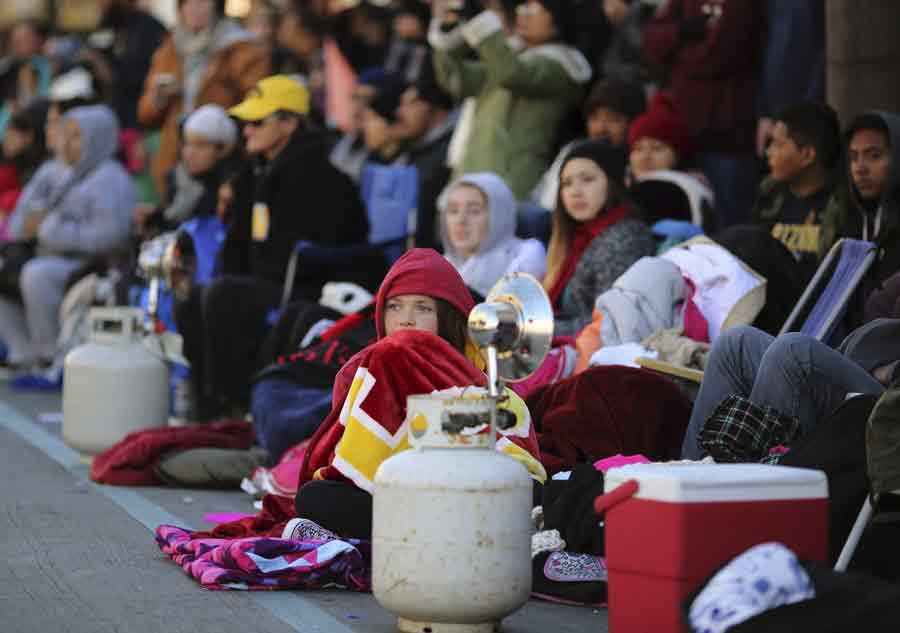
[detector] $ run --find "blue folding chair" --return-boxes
[778,238,877,344]
[280,163,419,308]
[135,217,227,331]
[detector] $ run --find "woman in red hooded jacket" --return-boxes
[291,248,545,539]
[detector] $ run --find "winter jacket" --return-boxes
[642,0,765,155]
[220,130,368,287]
[5,159,71,241]
[820,111,900,286]
[556,217,657,336]
[594,256,688,348]
[399,109,457,249]
[137,19,269,198]
[751,176,845,277]
[36,105,135,257]
[602,1,655,86]
[439,172,547,297]
[431,12,593,200]
[757,0,825,118]
[94,8,168,129]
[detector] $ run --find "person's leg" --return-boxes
[749,332,885,435]
[201,275,283,411]
[250,379,332,464]
[682,325,775,459]
[19,257,82,361]
[173,285,209,418]
[0,297,37,364]
[294,480,373,539]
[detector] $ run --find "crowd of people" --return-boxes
[2,0,900,612]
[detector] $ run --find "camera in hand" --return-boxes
[446,0,483,21]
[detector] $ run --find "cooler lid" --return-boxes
[604,463,828,503]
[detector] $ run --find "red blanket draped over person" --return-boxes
[299,329,546,492]
[191,249,545,540]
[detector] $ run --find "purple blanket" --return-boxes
[155,525,371,591]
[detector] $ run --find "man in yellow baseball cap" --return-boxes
[228,75,310,121]
[228,75,311,162]
[177,73,369,422]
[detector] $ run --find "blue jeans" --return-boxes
[682,325,885,459]
[250,378,333,464]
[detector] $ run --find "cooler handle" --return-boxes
[594,479,639,514]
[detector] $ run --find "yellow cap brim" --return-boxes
[228,98,278,122]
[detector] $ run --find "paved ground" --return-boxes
[0,383,609,633]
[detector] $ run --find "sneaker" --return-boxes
[531,551,608,606]
[281,517,339,542]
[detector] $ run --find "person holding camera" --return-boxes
[137,0,270,200]
[429,0,592,202]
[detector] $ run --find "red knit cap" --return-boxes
[627,92,697,160]
[375,248,475,339]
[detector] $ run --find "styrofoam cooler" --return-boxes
[596,463,828,633]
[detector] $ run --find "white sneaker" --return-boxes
[281,517,339,541]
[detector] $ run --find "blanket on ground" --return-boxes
[155,524,370,590]
[91,421,254,486]
[528,365,691,475]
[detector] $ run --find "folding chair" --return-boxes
[778,238,878,345]
[636,238,878,385]
[279,163,419,309]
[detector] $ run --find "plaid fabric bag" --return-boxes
[699,395,802,463]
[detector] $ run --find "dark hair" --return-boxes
[582,78,647,122]
[436,298,469,356]
[7,98,48,169]
[774,102,842,169]
[845,112,891,146]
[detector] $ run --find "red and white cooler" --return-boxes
[596,463,828,633]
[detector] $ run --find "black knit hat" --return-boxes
[535,0,579,45]
[582,78,647,122]
[559,139,628,190]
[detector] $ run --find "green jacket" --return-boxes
[431,12,592,200]
[750,176,850,260]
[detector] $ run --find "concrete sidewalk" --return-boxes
[0,385,609,633]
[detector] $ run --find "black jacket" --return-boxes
[405,115,454,250]
[96,9,168,129]
[221,130,368,286]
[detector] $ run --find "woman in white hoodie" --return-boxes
[439,172,546,298]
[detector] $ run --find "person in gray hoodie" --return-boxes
[439,172,546,299]
[0,104,134,367]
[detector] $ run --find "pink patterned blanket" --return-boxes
[155,525,370,591]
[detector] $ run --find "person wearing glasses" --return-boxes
[174,75,370,422]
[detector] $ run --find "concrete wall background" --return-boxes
[827,0,900,124]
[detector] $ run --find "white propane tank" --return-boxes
[62,307,169,454]
[372,391,533,633]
